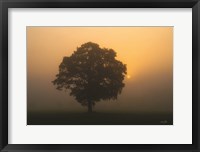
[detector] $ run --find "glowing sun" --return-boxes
[127,75,131,79]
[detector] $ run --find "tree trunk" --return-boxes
[88,100,92,113]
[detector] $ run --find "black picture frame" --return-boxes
[0,0,199,151]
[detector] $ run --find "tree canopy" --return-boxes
[52,42,127,112]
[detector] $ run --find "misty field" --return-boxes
[27,111,173,125]
[27,27,173,125]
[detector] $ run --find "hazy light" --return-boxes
[27,27,173,114]
[127,75,131,79]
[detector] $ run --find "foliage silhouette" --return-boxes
[52,42,127,112]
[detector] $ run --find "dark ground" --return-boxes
[27,111,173,125]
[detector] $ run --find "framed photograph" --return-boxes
[0,0,199,151]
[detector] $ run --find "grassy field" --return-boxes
[27,111,173,125]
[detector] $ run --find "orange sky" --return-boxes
[27,27,173,113]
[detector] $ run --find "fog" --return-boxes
[27,27,173,114]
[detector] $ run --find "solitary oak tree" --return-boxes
[52,42,127,112]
